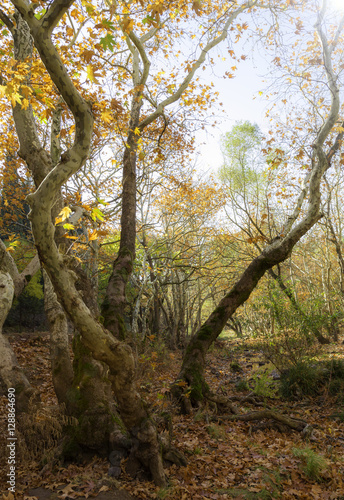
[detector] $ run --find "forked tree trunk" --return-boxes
[8,7,165,485]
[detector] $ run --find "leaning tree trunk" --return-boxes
[172,10,344,410]
[8,6,165,486]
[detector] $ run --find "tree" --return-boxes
[0,0,266,485]
[172,0,344,411]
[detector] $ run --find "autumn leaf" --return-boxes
[122,17,134,33]
[88,230,98,241]
[10,92,22,106]
[192,0,202,16]
[55,206,72,225]
[101,109,112,123]
[86,64,99,83]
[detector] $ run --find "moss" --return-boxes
[62,436,81,460]
[197,325,213,342]
[111,412,127,433]
[184,339,206,358]
[187,362,209,402]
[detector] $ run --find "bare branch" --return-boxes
[139,1,258,130]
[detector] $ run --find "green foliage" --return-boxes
[252,365,278,399]
[235,379,249,392]
[279,362,324,399]
[252,281,322,371]
[219,120,262,193]
[292,447,327,481]
[230,361,243,373]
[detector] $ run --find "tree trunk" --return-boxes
[43,270,74,406]
[101,103,141,339]
[8,8,165,485]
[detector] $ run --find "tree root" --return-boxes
[212,409,307,432]
[205,391,308,433]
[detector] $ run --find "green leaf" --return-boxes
[142,15,154,25]
[100,19,116,30]
[34,8,46,20]
[100,34,116,52]
[97,198,109,206]
[91,207,104,222]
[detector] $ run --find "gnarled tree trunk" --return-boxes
[8,5,165,485]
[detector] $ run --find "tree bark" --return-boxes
[43,270,74,406]
[9,4,166,485]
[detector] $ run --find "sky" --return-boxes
[196,45,271,176]
[196,0,344,177]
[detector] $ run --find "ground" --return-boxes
[1,331,344,499]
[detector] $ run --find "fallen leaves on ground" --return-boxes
[1,332,344,499]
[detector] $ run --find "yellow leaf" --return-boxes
[55,206,72,225]
[88,230,98,241]
[11,92,22,106]
[22,98,29,110]
[86,64,99,83]
[134,127,141,135]
[0,85,6,98]
[101,109,112,123]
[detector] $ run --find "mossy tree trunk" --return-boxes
[101,102,141,340]
[7,5,166,485]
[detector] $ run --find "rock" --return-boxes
[108,466,122,478]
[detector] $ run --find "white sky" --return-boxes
[196,50,271,175]
[196,0,344,176]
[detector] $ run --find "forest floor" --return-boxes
[1,331,344,500]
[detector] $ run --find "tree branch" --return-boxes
[139,1,258,130]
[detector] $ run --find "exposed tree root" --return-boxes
[214,409,307,432]
[205,393,308,434]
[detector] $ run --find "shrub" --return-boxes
[279,362,324,399]
[292,446,327,481]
